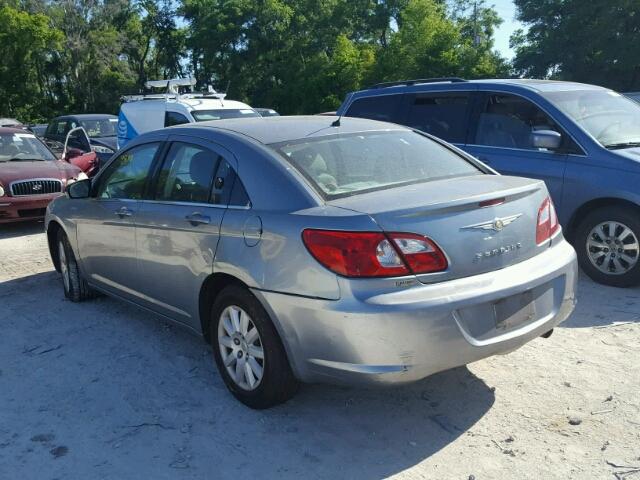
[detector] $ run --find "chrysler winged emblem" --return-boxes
[461,213,522,232]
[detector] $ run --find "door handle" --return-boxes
[115,206,133,217]
[477,156,491,164]
[185,212,211,225]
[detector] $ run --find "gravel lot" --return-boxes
[1,221,639,480]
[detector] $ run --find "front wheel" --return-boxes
[574,206,640,287]
[57,229,95,301]
[210,285,298,409]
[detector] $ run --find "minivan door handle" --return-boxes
[114,206,133,217]
[185,212,211,225]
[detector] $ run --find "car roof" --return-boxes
[0,118,23,126]
[178,97,253,110]
[54,114,117,121]
[470,78,606,92]
[356,78,607,95]
[177,115,409,144]
[0,127,29,135]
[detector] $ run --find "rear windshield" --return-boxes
[271,130,482,199]
[192,109,260,121]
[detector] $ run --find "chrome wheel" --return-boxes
[58,241,70,292]
[587,221,639,275]
[217,305,264,391]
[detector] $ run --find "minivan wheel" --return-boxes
[574,206,640,287]
[210,285,298,409]
[56,229,95,301]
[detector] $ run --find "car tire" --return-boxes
[574,206,640,287]
[210,285,298,409]
[56,229,95,301]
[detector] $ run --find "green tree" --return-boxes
[511,0,640,90]
[0,4,63,122]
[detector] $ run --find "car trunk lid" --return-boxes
[328,175,549,283]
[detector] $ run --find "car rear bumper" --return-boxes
[0,194,62,223]
[253,238,577,385]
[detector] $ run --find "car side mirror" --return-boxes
[66,178,91,199]
[531,130,562,150]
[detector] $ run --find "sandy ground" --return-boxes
[0,221,639,480]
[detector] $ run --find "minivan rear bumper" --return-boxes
[253,238,577,385]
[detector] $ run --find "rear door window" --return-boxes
[405,93,471,143]
[345,94,402,123]
[154,142,219,203]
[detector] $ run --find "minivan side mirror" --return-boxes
[531,130,562,150]
[66,178,91,199]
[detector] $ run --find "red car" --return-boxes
[0,127,87,223]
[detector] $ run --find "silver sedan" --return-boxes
[45,116,577,408]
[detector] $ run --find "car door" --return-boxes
[134,136,236,327]
[76,142,162,298]
[463,92,577,208]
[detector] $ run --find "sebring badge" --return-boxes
[461,213,522,232]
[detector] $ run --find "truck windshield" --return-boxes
[542,90,640,149]
[271,130,482,199]
[192,109,260,121]
[79,118,117,138]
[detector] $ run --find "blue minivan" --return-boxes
[337,78,640,287]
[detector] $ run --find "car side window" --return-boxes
[475,94,562,150]
[165,111,190,127]
[229,176,250,207]
[405,93,470,143]
[54,121,67,136]
[210,159,250,207]
[154,142,219,203]
[96,143,160,200]
[345,94,402,123]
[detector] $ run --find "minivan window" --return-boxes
[155,143,218,203]
[345,94,402,123]
[273,131,481,199]
[191,109,260,121]
[474,94,562,150]
[97,143,159,199]
[165,111,190,127]
[542,89,640,149]
[405,93,470,143]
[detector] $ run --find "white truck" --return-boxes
[117,78,259,149]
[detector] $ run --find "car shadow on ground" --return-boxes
[0,271,495,479]
[561,273,640,328]
[0,220,45,240]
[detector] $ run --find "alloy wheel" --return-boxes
[217,305,265,391]
[58,241,70,292]
[586,221,639,275]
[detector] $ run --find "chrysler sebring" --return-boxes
[45,116,577,408]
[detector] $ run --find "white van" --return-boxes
[117,78,259,149]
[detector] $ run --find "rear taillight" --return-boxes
[536,196,560,245]
[302,229,448,278]
[387,233,448,274]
